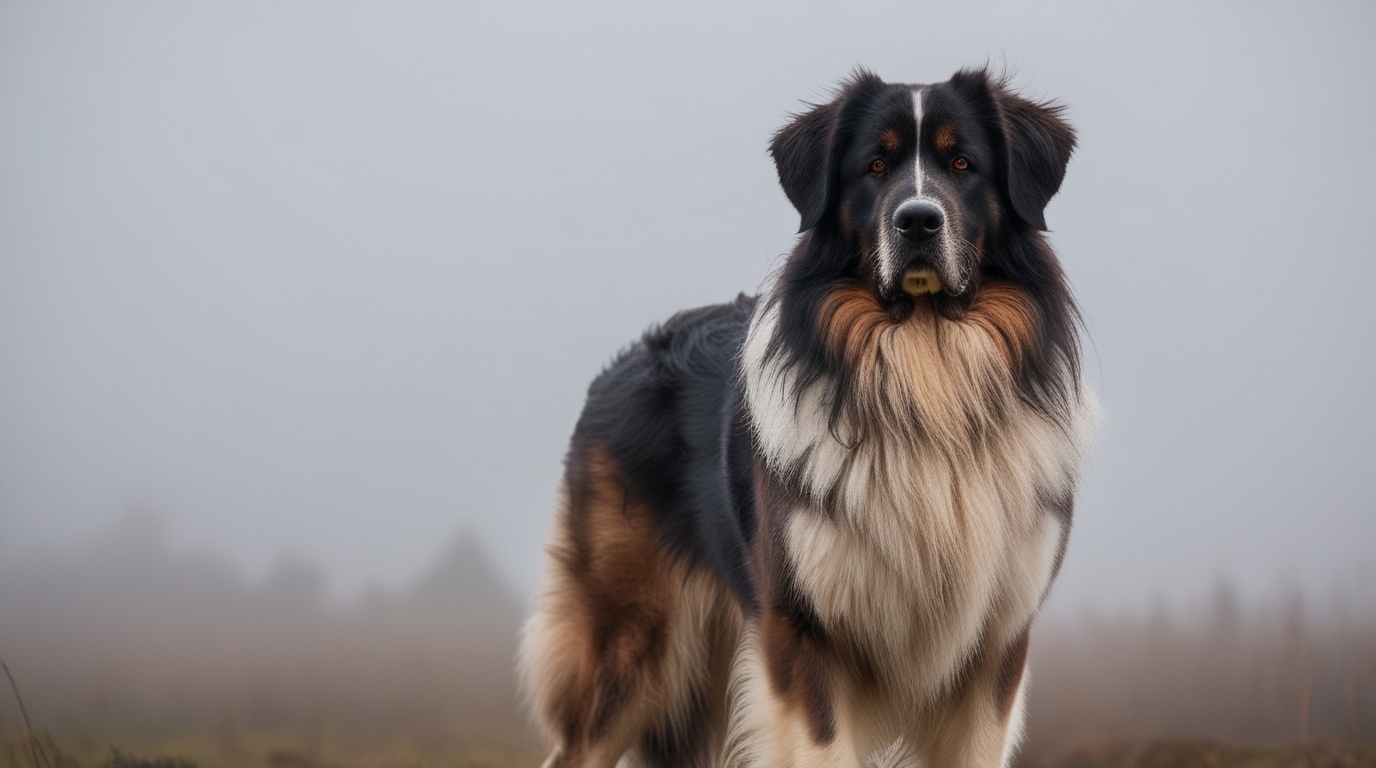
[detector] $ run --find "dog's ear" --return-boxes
[770,71,882,233]
[770,99,841,233]
[993,82,1076,231]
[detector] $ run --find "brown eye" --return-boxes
[870,158,886,173]
[952,156,970,171]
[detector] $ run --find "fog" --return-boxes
[2,1,1374,621]
[0,514,525,756]
[0,516,1370,763]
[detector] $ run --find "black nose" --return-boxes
[892,201,944,241]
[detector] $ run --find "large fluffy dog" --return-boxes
[519,67,1098,768]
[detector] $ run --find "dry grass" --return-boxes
[1021,587,1376,763]
[0,730,543,768]
[7,730,1375,768]
[1034,739,1376,768]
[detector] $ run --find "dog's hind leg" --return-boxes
[519,441,731,768]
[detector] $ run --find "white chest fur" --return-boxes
[741,297,1099,700]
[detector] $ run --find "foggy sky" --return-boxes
[2,1,1373,614]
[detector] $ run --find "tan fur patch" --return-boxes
[519,443,742,766]
[527,443,672,758]
[934,124,957,152]
[814,281,1038,451]
[965,282,1039,368]
[879,128,901,152]
[819,280,1037,375]
[817,284,890,372]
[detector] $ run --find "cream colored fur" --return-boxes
[728,293,1099,766]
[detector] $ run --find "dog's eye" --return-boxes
[870,158,886,174]
[952,156,970,171]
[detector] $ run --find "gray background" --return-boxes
[2,0,1372,617]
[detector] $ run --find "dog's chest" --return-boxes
[741,301,1097,696]
[779,400,1081,692]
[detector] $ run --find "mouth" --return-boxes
[900,267,943,297]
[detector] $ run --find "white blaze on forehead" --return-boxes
[911,86,925,196]
[880,85,968,293]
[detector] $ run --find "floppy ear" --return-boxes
[995,86,1077,231]
[770,99,841,233]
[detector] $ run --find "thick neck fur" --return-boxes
[744,227,1090,504]
[767,223,1082,433]
[740,229,1099,701]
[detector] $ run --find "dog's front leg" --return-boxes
[910,626,1033,768]
[726,622,868,768]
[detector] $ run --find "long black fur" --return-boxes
[570,295,760,609]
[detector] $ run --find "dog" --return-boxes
[518,67,1098,768]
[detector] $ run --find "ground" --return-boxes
[6,733,1375,768]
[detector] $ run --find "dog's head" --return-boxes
[771,68,1075,307]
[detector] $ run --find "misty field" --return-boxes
[2,520,1373,768]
